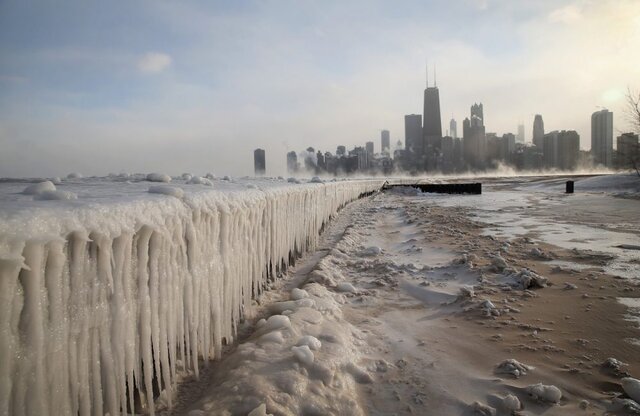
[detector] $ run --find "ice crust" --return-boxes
[0,178,383,416]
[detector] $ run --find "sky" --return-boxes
[1,0,639,177]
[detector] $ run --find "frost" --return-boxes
[148,185,185,198]
[22,181,56,195]
[146,172,172,182]
[526,383,562,403]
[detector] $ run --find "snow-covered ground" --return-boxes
[1,172,639,415]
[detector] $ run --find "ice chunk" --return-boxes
[148,186,184,198]
[296,335,321,351]
[263,315,291,332]
[622,378,640,403]
[187,176,213,186]
[336,282,356,293]
[22,181,56,195]
[501,394,521,411]
[361,246,382,256]
[471,401,496,416]
[495,359,531,378]
[526,383,562,403]
[258,331,284,345]
[34,190,78,200]
[291,288,309,300]
[291,345,314,366]
[146,172,171,183]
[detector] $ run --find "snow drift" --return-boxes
[0,179,383,416]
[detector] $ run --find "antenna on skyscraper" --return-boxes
[434,62,437,87]
[425,60,429,88]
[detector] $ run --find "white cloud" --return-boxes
[548,4,582,23]
[137,52,172,73]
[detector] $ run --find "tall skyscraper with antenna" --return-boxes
[423,64,443,171]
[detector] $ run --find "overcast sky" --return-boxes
[1,0,639,177]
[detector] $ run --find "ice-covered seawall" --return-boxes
[0,178,383,416]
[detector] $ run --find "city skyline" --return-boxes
[1,0,639,177]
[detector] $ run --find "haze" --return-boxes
[1,0,639,177]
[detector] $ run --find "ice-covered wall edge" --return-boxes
[0,180,384,416]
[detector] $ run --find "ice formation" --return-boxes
[146,172,171,183]
[526,383,562,403]
[622,378,640,403]
[0,178,383,416]
[21,181,56,195]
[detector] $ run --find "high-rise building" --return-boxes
[533,115,544,148]
[365,141,374,157]
[381,130,390,154]
[617,132,639,169]
[450,118,457,139]
[336,145,346,156]
[286,151,298,173]
[471,103,484,123]
[254,148,266,175]
[591,109,613,167]
[462,110,486,170]
[422,68,443,171]
[542,130,579,170]
[517,123,525,144]
[404,114,423,156]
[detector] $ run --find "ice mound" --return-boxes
[34,190,78,200]
[262,315,291,332]
[622,378,640,403]
[146,172,172,183]
[505,269,547,290]
[291,288,309,300]
[205,172,216,179]
[296,335,321,351]
[222,175,231,181]
[22,180,56,195]
[181,173,193,180]
[291,345,315,366]
[501,394,521,411]
[526,383,562,403]
[66,172,83,179]
[336,282,356,293]
[612,397,640,414]
[148,186,184,198]
[471,401,496,415]
[495,359,532,377]
[310,176,324,183]
[187,176,213,186]
[287,177,300,184]
[361,246,382,256]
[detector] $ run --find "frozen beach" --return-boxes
[1,173,639,415]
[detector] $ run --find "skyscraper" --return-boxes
[423,70,443,171]
[381,130,390,154]
[617,132,639,169]
[591,109,613,167]
[543,130,579,170]
[404,114,423,156]
[366,141,374,157]
[517,123,525,144]
[450,118,457,139]
[254,148,266,175]
[533,115,544,148]
[471,103,484,123]
[462,107,486,170]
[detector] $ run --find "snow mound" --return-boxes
[146,172,171,183]
[526,383,562,403]
[148,186,184,198]
[495,359,532,378]
[291,288,309,300]
[622,378,640,403]
[336,282,356,293]
[296,335,321,351]
[34,190,78,200]
[187,176,213,186]
[22,181,56,195]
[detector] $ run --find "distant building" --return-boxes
[336,145,346,156]
[381,130,390,154]
[450,118,457,139]
[517,123,525,144]
[463,103,487,170]
[471,103,484,123]
[366,141,374,158]
[404,114,423,159]
[533,115,544,148]
[286,151,298,173]
[617,132,639,169]
[543,130,579,170]
[254,148,266,175]
[591,109,613,167]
